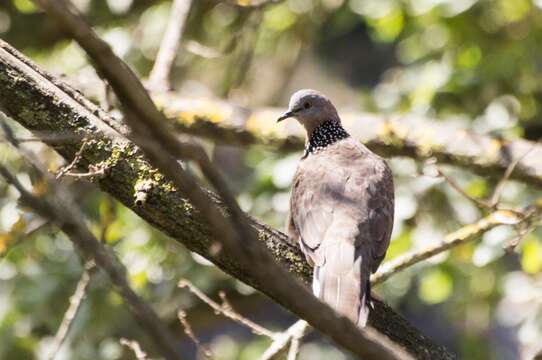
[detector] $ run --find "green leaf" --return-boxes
[385,228,412,260]
[13,0,37,14]
[419,268,453,304]
[521,236,542,274]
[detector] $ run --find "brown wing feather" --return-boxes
[367,162,394,272]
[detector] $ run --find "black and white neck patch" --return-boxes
[304,120,350,157]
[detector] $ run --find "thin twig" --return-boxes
[371,208,538,285]
[148,0,193,91]
[504,225,530,252]
[185,40,223,59]
[120,338,148,360]
[259,320,308,360]
[48,197,116,360]
[435,166,492,209]
[55,139,108,181]
[432,146,539,256]
[177,310,213,359]
[48,261,96,360]
[56,140,88,179]
[63,167,106,179]
[287,337,301,360]
[434,143,537,211]
[178,279,275,338]
[490,146,536,207]
[0,162,184,360]
[504,206,541,251]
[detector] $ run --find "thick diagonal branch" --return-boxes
[34,2,413,359]
[0,39,453,359]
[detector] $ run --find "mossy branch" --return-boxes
[0,39,454,359]
[149,92,542,189]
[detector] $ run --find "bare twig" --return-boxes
[2,112,103,183]
[63,166,106,179]
[260,320,308,360]
[120,338,148,360]
[48,261,96,360]
[504,205,542,251]
[433,143,537,211]
[177,310,213,359]
[185,40,223,59]
[489,146,536,207]
[48,199,115,359]
[429,146,539,256]
[55,140,88,179]
[55,140,108,180]
[434,166,492,209]
[147,0,193,91]
[0,162,184,360]
[504,226,530,252]
[287,336,301,360]
[371,208,538,285]
[178,279,275,338]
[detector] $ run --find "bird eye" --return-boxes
[304,102,311,109]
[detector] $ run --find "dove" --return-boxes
[278,89,394,327]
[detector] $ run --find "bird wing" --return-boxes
[366,159,394,272]
[289,163,341,266]
[291,144,393,270]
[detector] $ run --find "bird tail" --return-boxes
[313,243,371,328]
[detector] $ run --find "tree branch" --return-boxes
[178,279,276,338]
[120,338,149,360]
[0,38,453,359]
[260,320,308,360]
[177,310,213,359]
[371,209,532,285]
[48,261,96,360]
[33,2,411,359]
[148,92,542,190]
[147,0,193,91]
[0,164,184,360]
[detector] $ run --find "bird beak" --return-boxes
[277,110,295,123]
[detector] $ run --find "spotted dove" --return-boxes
[278,89,394,327]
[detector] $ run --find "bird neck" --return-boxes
[304,120,350,157]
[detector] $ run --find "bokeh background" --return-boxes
[1,0,542,359]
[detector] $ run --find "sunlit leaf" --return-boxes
[13,0,37,14]
[419,268,453,304]
[521,236,542,274]
[385,228,412,260]
[465,179,488,199]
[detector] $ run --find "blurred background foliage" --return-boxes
[1,0,542,359]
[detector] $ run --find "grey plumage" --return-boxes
[278,89,394,327]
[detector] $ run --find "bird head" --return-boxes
[277,89,340,134]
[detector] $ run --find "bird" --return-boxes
[277,89,394,327]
